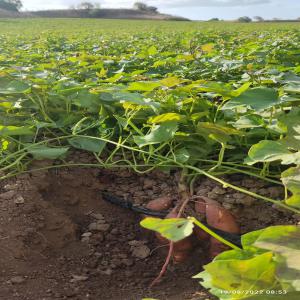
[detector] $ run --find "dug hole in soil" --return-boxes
[0,153,298,300]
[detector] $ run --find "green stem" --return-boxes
[209,142,226,172]
[189,217,240,250]
[1,134,299,215]
[185,164,300,214]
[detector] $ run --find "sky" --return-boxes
[21,0,300,20]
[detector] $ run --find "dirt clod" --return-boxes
[14,195,25,204]
[88,222,110,232]
[11,276,25,284]
[130,241,151,259]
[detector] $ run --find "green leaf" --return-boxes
[174,148,190,163]
[0,77,30,94]
[191,112,209,121]
[252,226,300,268]
[284,83,300,94]
[195,252,278,300]
[242,228,267,249]
[71,89,100,110]
[197,122,242,144]
[213,248,257,261]
[281,167,300,208]
[128,81,161,92]
[147,45,158,56]
[198,122,242,136]
[278,109,300,150]
[233,115,265,129]
[99,92,115,102]
[197,81,234,97]
[113,92,160,107]
[251,225,300,291]
[160,77,183,88]
[27,145,69,160]
[222,88,279,111]
[0,125,33,136]
[247,140,297,165]
[148,113,183,124]
[68,137,106,153]
[232,82,252,97]
[140,217,194,242]
[133,122,178,147]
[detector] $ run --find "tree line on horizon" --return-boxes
[0,0,22,11]
[1,0,299,22]
[0,1,159,13]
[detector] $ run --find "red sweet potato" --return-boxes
[145,199,194,263]
[196,196,240,259]
[194,200,210,241]
[146,196,173,212]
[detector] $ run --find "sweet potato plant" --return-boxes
[1,19,300,299]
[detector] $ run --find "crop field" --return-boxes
[1,19,300,300]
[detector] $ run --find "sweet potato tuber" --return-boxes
[145,199,194,263]
[165,208,194,263]
[195,196,240,259]
[145,196,173,212]
[194,200,210,241]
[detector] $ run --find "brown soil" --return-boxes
[0,158,298,300]
[0,166,211,300]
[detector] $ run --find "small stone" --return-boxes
[88,222,110,232]
[128,240,146,246]
[207,191,219,199]
[81,237,90,243]
[240,196,256,206]
[96,219,107,224]
[3,184,19,191]
[94,252,103,258]
[110,228,118,235]
[90,213,104,220]
[101,269,113,276]
[101,260,109,266]
[81,232,92,238]
[14,195,25,205]
[11,276,25,284]
[81,232,93,243]
[131,245,150,259]
[70,275,88,282]
[196,188,209,195]
[232,193,244,200]
[212,186,226,195]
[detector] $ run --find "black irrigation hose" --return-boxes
[102,192,242,248]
